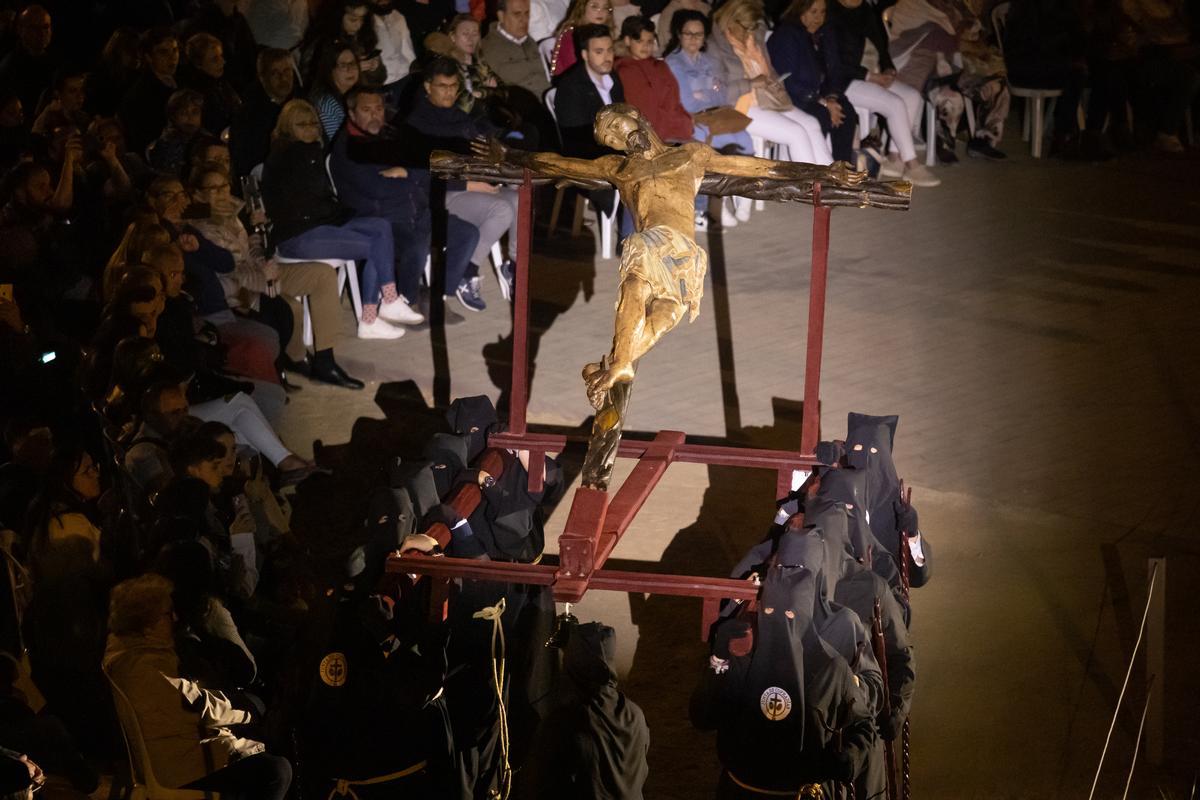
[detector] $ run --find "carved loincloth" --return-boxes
[617,225,708,322]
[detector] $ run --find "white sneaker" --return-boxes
[357,317,406,339]
[879,158,905,179]
[903,162,941,187]
[694,212,709,232]
[379,299,424,325]
[733,195,751,222]
[720,199,738,228]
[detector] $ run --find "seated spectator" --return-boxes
[303,0,389,86]
[479,0,551,98]
[331,85,480,325]
[1000,0,1091,158]
[82,118,142,215]
[709,0,833,164]
[663,10,754,226]
[371,0,419,87]
[187,162,365,388]
[263,99,411,340]
[310,42,364,141]
[188,136,234,179]
[554,24,624,217]
[767,0,857,163]
[104,217,172,301]
[88,29,142,118]
[125,380,193,497]
[181,0,261,93]
[24,443,116,757]
[119,28,181,156]
[657,0,710,51]
[147,89,207,176]
[230,48,296,178]
[885,0,1010,161]
[616,16,693,143]
[30,68,90,136]
[102,573,292,798]
[552,0,615,77]
[827,0,938,184]
[407,59,518,312]
[428,14,501,114]
[179,33,244,137]
[0,6,59,124]
[147,175,286,403]
[0,421,52,535]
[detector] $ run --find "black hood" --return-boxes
[845,412,901,520]
[424,432,470,498]
[563,621,618,695]
[446,395,499,461]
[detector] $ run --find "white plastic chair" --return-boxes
[106,672,216,799]
[991,2,1061,158]
[544,87,618,259]
[538,37,556,82]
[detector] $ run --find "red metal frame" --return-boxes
[387,174,833,637]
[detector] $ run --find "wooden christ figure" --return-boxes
[470,103,871,487]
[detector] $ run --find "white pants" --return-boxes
[845,79,923,162]
[747,105,833,165]
[191,392,292,466]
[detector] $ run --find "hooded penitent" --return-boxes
[844,413,901,543]
[716,564,816,791]
[810,468,903,596]
[446,395,500,461]
[423,432,470,499]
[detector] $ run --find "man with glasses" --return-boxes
[231,48,296,178]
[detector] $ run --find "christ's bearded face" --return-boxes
[597,112,651,153]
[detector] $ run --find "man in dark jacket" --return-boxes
[0,6,60,122]
[330,85,481,323]
[181,0,261,92]
[118,28,182,155]
[229,48,294,179]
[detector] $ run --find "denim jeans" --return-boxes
[276,216,395,306]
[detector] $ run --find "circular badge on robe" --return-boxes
[760,687,792,721]
[319,652,348,687]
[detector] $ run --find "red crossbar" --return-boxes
[387,174,835,635]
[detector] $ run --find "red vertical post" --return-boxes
[801,184,830,456]
[509,170,533,436]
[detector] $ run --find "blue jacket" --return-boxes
[766,22,849,108]
[165,221,236,316]
[328,124,431,222]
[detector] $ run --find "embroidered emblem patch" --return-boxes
[319,652,348,687]
[760,687,792,721]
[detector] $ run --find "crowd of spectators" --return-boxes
[0,0,1195,796]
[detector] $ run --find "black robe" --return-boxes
[524,622,650,799]
[845,412,933,587]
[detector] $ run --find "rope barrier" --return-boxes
[474,598,512,800]
[1086,560,1159,800]
[1120,675,1155,800]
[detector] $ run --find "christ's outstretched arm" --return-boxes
[708,153,867,187]
[469,137,621,184]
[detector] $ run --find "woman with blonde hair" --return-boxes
[103,216,172,301]
[709,0,833,165]
[551,0,615,76]
[261,99,413,340]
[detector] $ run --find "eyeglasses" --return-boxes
[295,120,320,128]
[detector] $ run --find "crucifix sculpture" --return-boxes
[437,102,910,490]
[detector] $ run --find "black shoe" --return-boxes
[967,137,1006,160]
[280,354,313,378]
[935,143,959,164]
[310,361,365,390]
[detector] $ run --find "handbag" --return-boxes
[693,107,753,140]
[754,78,793,112]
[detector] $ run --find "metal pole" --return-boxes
[508,170,533,436]
[801,185,830,456]
[1146,558,1165,766]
